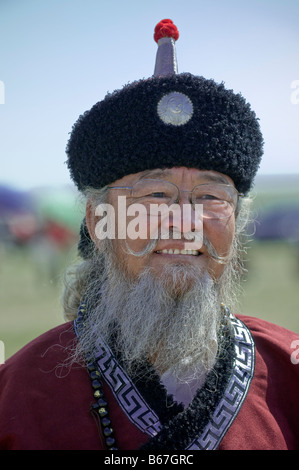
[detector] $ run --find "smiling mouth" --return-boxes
[155,249,202,256]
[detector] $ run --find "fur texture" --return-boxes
[66,73,263,195]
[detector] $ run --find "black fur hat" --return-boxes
[67,72,263,195]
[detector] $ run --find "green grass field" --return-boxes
[0,244,75,360]
[1,238,299,361]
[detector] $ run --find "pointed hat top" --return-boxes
[153,19,179,77]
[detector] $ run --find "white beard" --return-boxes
[77,249,227,383]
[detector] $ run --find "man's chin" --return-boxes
[158,263,206,298]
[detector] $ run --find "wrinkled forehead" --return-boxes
[109,167,235,188]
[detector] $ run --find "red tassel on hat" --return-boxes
[154,19,179,43]
[153,19,179,76]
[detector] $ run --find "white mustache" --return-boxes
[124,228,231,265]
[203,237,232,265]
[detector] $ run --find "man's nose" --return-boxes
[169,195,203,235]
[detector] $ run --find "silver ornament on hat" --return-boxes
[154,20,194,127]
[157,92,193,126]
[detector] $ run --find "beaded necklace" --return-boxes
[74,305,118,450]
[87,359,118,449]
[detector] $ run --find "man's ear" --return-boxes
[85,199,101,248]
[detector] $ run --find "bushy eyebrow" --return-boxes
[138,169,172,180]
[138,169,231,185]
[200,173,231,185]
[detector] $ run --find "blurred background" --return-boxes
[1,0,299,360]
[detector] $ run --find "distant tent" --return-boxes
[254,207,299,241]
[0,185,32,215]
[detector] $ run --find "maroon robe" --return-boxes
[0,314,298,450]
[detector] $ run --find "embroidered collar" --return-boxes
[74,305,255,450]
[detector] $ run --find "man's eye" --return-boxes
[200,194,219,200]
[150,192,167,198]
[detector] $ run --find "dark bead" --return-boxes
[98,407,108,418]
[101,417,111,427]
[94,389,104,399]
[90,370,101,380]
[103,427,113,437]
[106,437,116,447]
[97,398,108,407]
[91,379,102,389]
[86,362,96,372]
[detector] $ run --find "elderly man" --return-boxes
[0,20,299,451]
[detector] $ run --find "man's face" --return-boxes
[87,166,236,282]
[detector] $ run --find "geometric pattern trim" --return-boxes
[74,310,255,449]
[73,309,161,437]
[187,315,255,450]
[93,336,162,437]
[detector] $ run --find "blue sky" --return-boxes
[0,0,298,190]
